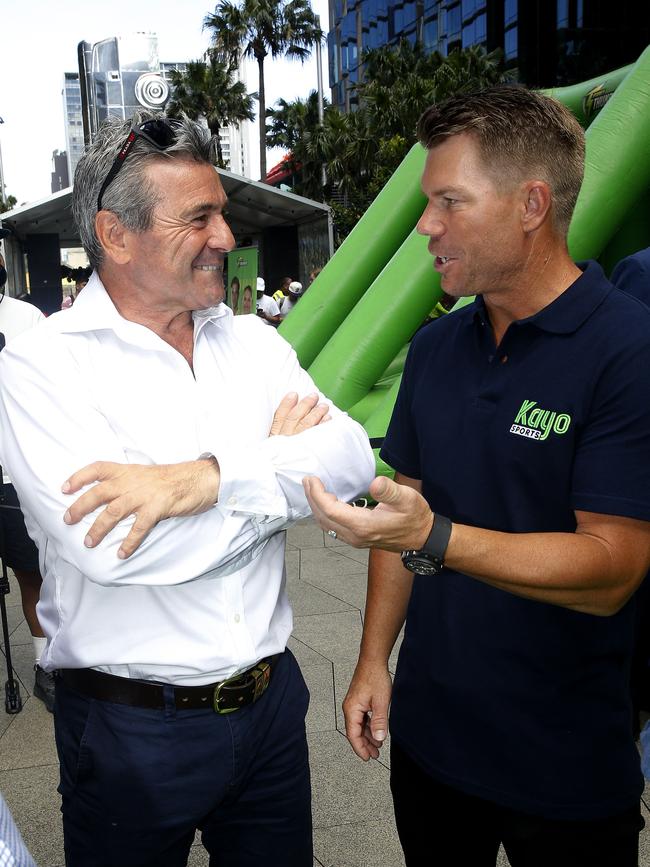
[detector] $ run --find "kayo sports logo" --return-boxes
[509,399,572,441]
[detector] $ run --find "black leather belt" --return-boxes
[58,654,281,714]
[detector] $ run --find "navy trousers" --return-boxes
[54,650,312,867]
[391,740,643,867]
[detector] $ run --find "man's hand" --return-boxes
[269,392,330,436]
[343,662,393,760]
[62,392,330,558]
[303,474,433,551]
[62,457,220,559]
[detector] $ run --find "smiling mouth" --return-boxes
[193,264,223,272]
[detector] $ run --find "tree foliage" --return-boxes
[204,0,323,179]
[0,194,17,214]
[268,42,506,243]
[166,52,256,168]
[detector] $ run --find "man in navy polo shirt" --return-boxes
[304,86,650,866]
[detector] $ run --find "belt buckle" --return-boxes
[213,660,271,715]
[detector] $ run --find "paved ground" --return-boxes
[0,517,649,865]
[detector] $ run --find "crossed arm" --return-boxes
[62,392,331,559]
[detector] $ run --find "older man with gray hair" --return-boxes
[0,112,374,866]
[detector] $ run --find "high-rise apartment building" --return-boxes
[327,0,650,110]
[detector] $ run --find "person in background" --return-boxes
[256,277,281,325]
[610,245,650,305]
[307,267,322,291]
[61,266,92,309]
[610,245,650,739]
[0,791,36,867]
[279,281,303,319]
[304,86,650,867]
[0,236,54,712]
[273,276,293,307]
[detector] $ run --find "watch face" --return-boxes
[402,553,442,575]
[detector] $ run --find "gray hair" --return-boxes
[72,110,218,271]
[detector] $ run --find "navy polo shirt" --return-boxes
[382,261,650,820]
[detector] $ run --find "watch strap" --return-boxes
[422,513,452,562]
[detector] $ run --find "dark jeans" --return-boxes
[390,740,644,867]
[54,651,312,867]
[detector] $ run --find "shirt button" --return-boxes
[227,496,238,506]
[234,613,241,623]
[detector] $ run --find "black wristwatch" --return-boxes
[401,514,452,575]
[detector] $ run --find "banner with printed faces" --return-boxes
[226,247,258,316]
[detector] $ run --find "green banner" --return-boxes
[226,247,258,315]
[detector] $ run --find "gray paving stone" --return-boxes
[286,572,355,617]
[303,568,369,612]
[287,635,331,667]
[497,846,511,866]
[285,547,300,580]
[309,730,394,829]
[0,764,62,866]
[292,610,363,665]
[337,547,370,567]
[287,520,326,549]
[0,690,56,771]
[313,818,404,867]
[3,599,25,635]
[300,547,371,584]
[8,617,32,646]
[187,843,209,865]
[303,662,336,733]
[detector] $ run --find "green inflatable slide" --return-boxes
[279,46,650,476]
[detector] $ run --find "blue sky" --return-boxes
[0,0,329,205]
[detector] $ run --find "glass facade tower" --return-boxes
[328,0,650,110]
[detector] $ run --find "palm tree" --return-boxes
[166,53,256,168]
[204,0,323,180]
[266,89,324,152]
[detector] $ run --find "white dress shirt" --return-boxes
[0,294,44,485]
[0,274,374,684]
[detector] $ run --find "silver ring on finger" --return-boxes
[327,529,338,539]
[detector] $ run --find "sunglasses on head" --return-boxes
[96,118,182,212]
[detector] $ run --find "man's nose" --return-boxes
[207,215,236,251]
[416,207,445,240]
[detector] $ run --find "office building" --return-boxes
[327,0,650,110]
[62,72,85,184]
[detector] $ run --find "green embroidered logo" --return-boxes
[510,399,572,441]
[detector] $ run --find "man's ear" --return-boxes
[521,180,552,233]
[95,211,132,265]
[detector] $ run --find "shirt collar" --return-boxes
[471,260,611,335]
[55,271,231,348]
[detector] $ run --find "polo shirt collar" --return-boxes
[56,271,231,348]
[472,260,611,335]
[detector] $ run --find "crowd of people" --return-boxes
[1,86,650,866]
